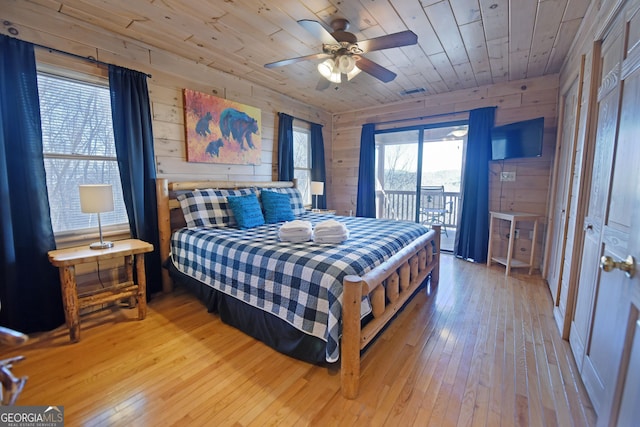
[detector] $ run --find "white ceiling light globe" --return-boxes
[317,59,335,79]
[336,55,356,73]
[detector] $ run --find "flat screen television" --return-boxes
[490,117,544,160]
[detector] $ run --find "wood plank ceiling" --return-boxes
[17,0,592,113]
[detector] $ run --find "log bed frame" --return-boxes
[155,178,440,399]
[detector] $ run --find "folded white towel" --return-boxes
[279,220,312,233]
[314,219,347,234]
[313,219,349,243]
[278,220,313,242]
[279,231,312,243]
[314,228,348,237]
[313,231,349,244]
[278,229,312,238]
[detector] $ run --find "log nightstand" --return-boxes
[48,239,154,342]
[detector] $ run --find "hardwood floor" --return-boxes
[1,255,596,426]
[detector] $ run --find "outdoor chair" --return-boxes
[420,185,451,236]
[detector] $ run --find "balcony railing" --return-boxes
[376,190,461,229]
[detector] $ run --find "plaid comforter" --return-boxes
[170,212,430,362]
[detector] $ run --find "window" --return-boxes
[37,71,129,236]
[293,125,312,205]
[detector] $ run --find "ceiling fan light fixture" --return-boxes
[317,59,335,79]
[336,54,356,73]
[318,58,342,83]
[346,66,361,81]
[328,70,342,83]
[269,19,418,88]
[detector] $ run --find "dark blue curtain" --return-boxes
[454,107,496,263]
[277,113,294,181]
[0,35,64,332]
[356,123,376,217]
[310,123,327,209]
[109,65,162,296]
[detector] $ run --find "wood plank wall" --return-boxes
[1,0,332,296]
[3,0,558,273]
[330,75,559,268]
[2,0,332,185]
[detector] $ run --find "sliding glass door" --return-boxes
[375,129,420,221]
[374,122,467,251]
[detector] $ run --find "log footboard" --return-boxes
[341,225,441,399]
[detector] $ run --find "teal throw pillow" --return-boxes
[261,190,295,223]
[226,193,265,229]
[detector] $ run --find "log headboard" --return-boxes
[155,178,297,293]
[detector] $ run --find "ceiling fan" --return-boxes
[264,19,418,90]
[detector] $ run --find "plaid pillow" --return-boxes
[177,188,254,228]
[261,187,305,216]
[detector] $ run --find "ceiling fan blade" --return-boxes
[355,57,397,83]
[316,77,331,91]
[264,53,331,68]
[298,19,338,45]
[357,30,418,53]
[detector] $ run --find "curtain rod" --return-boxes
[372,109,472,126]
[33,41,152,78]
[282,112,322,127]
[294,116,320,126]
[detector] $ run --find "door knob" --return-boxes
[600,255,636,278]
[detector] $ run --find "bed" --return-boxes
[156,178,440,398]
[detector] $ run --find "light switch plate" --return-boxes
[500,171,516,182]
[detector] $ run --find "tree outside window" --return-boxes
[293,126,312,205]
[37,71,129,235]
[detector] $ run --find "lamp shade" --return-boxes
[79,184,114,213]
[311,181,324,196]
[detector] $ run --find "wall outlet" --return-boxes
[500,171,516,182]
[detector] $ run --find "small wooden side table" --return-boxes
[48,239,154,342]
[487,211,541,276]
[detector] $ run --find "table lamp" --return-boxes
[311,181,324,212]
[79,184,114,249]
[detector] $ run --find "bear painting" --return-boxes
[183,88,261,165]
[205,139,224,157]
[195,112,213,136]
[219,108,258,150]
